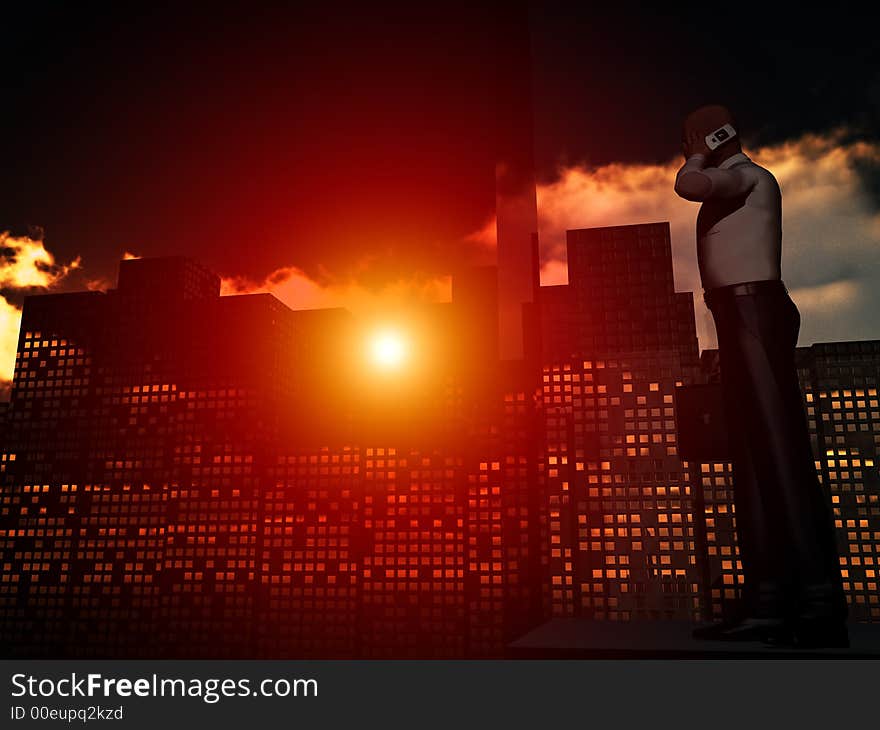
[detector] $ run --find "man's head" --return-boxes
[682,104,741,164]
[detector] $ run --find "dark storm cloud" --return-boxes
[529,2,880,173]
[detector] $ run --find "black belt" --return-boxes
[704,279,787,306]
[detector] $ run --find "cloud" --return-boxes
[463,216,497,250]
[220,264,452,317]
[0,232,82,388]
[534,130,880,349]
[540,257,568,287]
[0,295,22,399]
[0,230,81,289]
[85,277,114,292]
[790,279,862,310]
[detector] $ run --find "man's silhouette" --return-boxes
[675,104,848,647]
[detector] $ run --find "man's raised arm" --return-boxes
[674,154,754,201]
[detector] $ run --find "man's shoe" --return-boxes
[692,617,789,643]
[781,583,850,649]
[789,618,849,650]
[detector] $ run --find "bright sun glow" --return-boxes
[370,330,407,368]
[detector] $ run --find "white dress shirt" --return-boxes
[674,151,782,290]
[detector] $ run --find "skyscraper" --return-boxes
[541,223,698,363]
[537,223,705,620]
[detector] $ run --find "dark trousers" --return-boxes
[705,280,846,620]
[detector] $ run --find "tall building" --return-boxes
[537,223,705,621]
[697,341,880,622]
[541,223,698,363]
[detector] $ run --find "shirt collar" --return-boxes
[719,152,750,169]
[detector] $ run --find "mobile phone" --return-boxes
[705,124,737,150]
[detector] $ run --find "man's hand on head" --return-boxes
[683,129,711,160]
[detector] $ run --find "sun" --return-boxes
[369,330,407,369]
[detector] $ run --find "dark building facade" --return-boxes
[537,223,705,621]
[541,223,698,363]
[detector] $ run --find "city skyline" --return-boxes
[2,224,878,658]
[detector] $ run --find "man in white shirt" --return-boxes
[675,105,847,648]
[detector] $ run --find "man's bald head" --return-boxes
[683,104,741,162]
